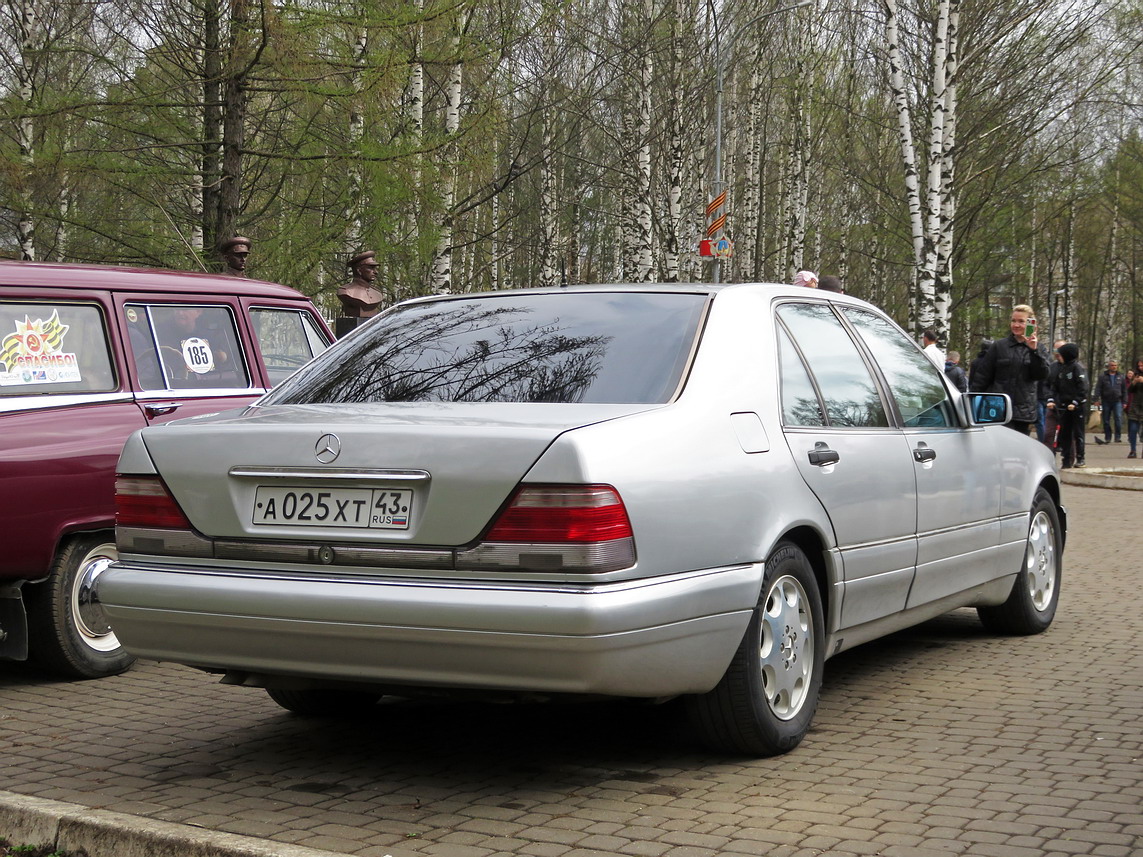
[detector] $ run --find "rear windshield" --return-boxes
[262,291,707,405]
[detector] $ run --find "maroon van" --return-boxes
[0,262,333,678]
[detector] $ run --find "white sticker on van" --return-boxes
[180,337,215,374]
[0,311,83,386]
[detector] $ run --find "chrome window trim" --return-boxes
[1,392,133,413]
[135,389,266,401]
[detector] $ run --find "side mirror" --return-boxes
[963,392,1011,425]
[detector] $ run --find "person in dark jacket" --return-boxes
[1047,342,1088,468]
[1093,360,1126,444]
[1041,339,1067,454]
[969,304,1051,435]
[944,351,968,393]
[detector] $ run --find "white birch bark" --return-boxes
[539,110,557,287]
[635,24,654,281]
[1102,153,1127,364]
[15,0,38,260]
[346,21,369,256]
[933,0,958,336]
[918,0,951,334]
[490,185,500,290]
[784,66,808,279]
[409,0,424,166]
[882,0,924,305]
[620,0,654,282]
[662,0,686,283]
[741,31,764,281]
[429,7,468,294]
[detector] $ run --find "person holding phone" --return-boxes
[969,303,1051,436]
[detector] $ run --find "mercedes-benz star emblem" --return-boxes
[315,433,341,463]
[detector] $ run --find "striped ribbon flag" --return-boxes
[706,213,726,237]
[705,191,727,218]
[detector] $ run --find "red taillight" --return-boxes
[115,476,193,529]
[485,485,633,542]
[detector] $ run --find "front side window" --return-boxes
[126,304,249,391]
[250,307,330,387]
[776,302,889,428]
[264,292,707,405]
[844,308,955,428]
[0,302,116,395]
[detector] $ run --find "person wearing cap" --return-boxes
[219,236,252,277]
[1046,341,1088,468]
[793,270,818,288]
[337,251,384,319]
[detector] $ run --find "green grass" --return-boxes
[0,838,89,857]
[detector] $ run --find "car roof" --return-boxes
[396,281,862,307]
[0,261,313,301]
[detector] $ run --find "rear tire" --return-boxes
[978,488,1062,635]
[687,541,824,756]
[266,687,381,716]
[26,534,135,679]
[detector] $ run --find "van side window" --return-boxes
[126,304,250,390]
[0,302,116,395]
[250,307,329,387]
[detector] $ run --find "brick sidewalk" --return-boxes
[2,484,1141,857]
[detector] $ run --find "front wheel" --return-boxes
[686,541,825,756]
[26,534,136,679]
[978,488,1062,635]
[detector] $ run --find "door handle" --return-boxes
[144,402,180,418]
[913,444,937,462]
[808,442,840,467]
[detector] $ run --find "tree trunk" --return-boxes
[429,6,468,293]
[933,0,958,336]
[346,19,369,256]
[882,0,924,326]
[202,0,223,254]
[15,0,38,261]
[217,0,252,246]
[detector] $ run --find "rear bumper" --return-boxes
[97,562,762,697]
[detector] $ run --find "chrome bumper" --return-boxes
[98,562,762,697]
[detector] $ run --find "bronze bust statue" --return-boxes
[337,251,384,318]
[219,236,252,277]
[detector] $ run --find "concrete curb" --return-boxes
[1060,467,1143,490]
[0,791,354,857]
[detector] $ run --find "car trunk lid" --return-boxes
[137,401,654,545]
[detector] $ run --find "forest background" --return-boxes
[2,0,1142,366]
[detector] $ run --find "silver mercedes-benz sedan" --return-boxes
[98,284,1065,756]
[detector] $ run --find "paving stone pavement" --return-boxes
[2,475,1141,857]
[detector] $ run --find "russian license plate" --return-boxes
[253,487,413,529]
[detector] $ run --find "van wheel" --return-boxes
[27,534,136,679]
[687,541,824,755]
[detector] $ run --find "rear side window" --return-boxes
[125,304,249,391]
[0,302,116,395]
[250,307,329,387]
[263,292,707,405]
[776,302,890,428]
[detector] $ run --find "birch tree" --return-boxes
[8,0,41,259]
[429,4,471,293]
